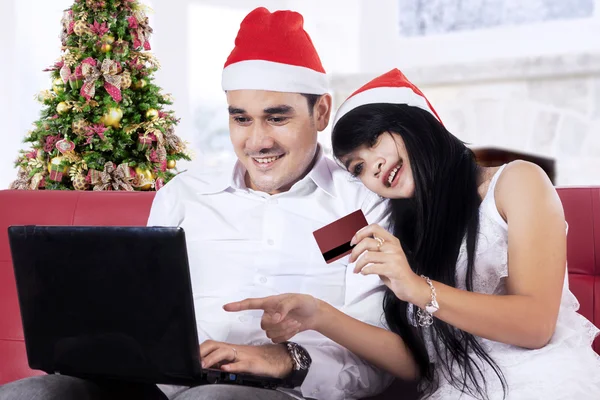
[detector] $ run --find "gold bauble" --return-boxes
[167,159,176,169]
[72,174,90,191]
[133,79,147,90]
[36,149,45,160]
[38,90,54,103]
[145,109,159,121]
[56,101,71,115]
[99,43,112,53]
[135,167,155,191]
[52,78,65,94]
[48,156,69,174]
[102,34,115,45]
[101,107,123,128]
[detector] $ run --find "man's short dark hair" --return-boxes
[301,94,322,116]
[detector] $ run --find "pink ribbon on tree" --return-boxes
[100,58,123,102]
[80,58,100,101]
[84,124,108,145]
[80,58,124,102]
[128,11,152,50]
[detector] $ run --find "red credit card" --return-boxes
[313,209,368,264]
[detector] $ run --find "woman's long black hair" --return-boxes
[332,104,507,399]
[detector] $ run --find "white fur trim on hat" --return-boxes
[333,86,439,128]
[222,60,328,95]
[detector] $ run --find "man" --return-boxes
[146,8,394,400]
[0,7,392,400]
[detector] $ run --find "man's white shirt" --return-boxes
[147,148,393,400]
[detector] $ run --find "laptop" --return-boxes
[7,225,283,389]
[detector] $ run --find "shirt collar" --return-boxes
[306,146,337,198]
[195,159,240,195]
[197,145,337,197]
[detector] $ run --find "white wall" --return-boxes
[360,0,600,71]
[0,0,17,191]
[335,0,600,186]
[0,0,74,190]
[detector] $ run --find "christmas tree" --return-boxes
[10,0,191,191]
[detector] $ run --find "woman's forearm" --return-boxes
[411,279,559,349]
[315,300,419,380]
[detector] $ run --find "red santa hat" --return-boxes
[333,68,442,128]
[222,7,328,95]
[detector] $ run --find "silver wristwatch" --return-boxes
[283,341,312,388]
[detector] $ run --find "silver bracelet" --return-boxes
[416,275,439,327]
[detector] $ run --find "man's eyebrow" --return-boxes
[263,105,294,115]
[228,106,245,115]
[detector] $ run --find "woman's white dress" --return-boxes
[412,165,600,399]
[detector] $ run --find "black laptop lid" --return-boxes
[8,225,202,384]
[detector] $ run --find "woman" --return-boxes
[224,69,600,399]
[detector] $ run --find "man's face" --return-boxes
[227,90,330,194]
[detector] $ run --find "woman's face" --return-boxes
[340,132,415,199]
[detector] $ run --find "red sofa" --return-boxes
[1,188,599,393]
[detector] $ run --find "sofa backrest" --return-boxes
[556,187,600,353]
[0,187,598,385]
[0,191,155,384]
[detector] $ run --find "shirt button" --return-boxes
[268,198,278,205]
[267,239,275,246]
[259,276,267,284]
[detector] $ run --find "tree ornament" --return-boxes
[48,156,69,181]
[145,109,159,121]
[102,34,115,44]
[38,90,54,103]
[72,119,88,135]
[167,159,176,169]
[120,71,132,89]
[69,76,83,90]
[101,107,123,128]
[72,173,90,191]
[73,20,89,36]
[36,149,45,160]
[55,138,76,154]
[52,78,65,94]
[56,102,71,115]
[99,42,112,53]
[133,79,147,90]
[135,167,154,191]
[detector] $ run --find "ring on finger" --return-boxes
[374,236,384,249]
[231,347,238,362]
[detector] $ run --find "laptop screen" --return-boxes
[8,225,202,384]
